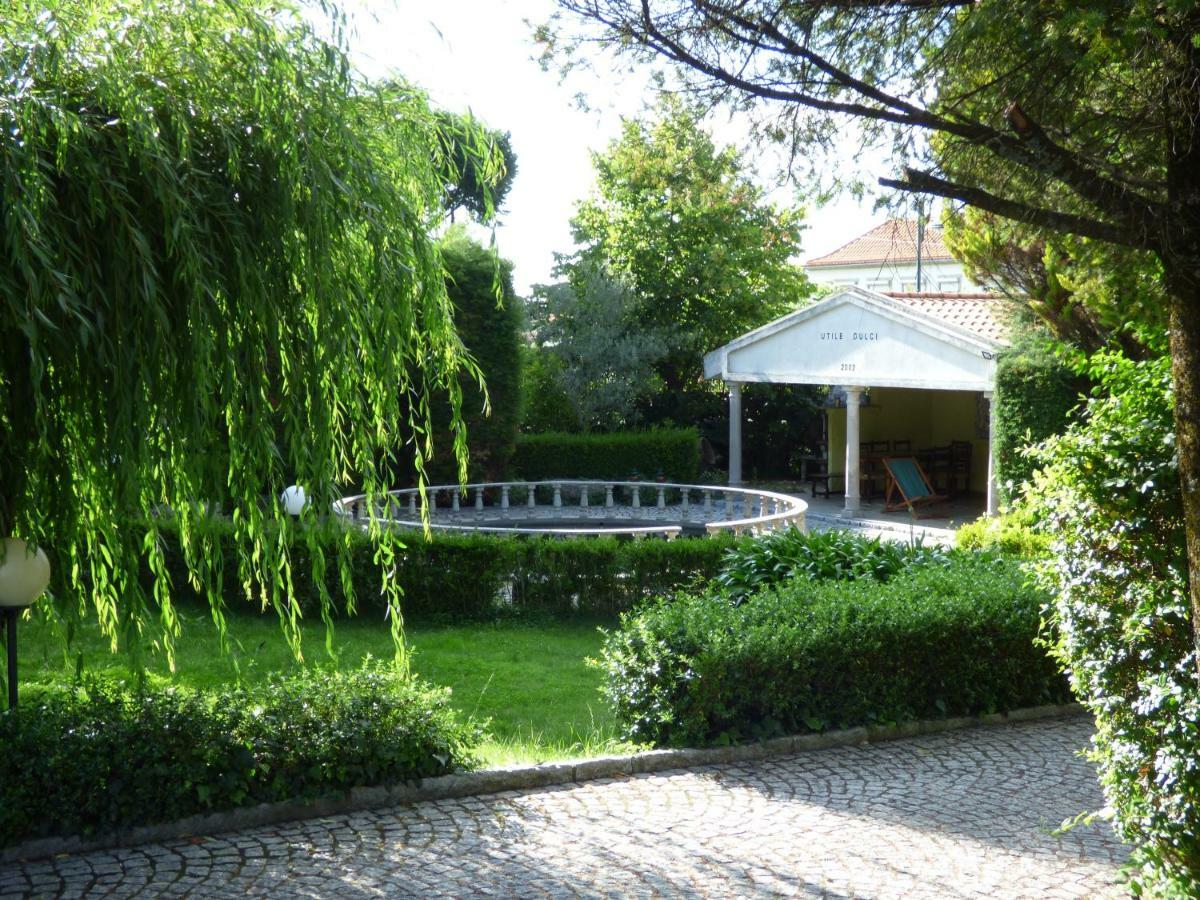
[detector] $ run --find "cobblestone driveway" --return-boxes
[1,717,1127,899]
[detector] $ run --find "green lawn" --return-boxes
[16,606,636,767]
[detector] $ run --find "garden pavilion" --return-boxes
[703,286,1008,516]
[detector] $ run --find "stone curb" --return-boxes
[803,511,957,542]
[1,702,1084,864]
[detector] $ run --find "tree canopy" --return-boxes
[435,110,518,223]
[567,98,809,390]
[547,0,1200,662]
[528,267,668,430]
[0,0,482,664]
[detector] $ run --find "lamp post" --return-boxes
[0,538,51,710]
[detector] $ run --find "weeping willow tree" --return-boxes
[0,0,487,667]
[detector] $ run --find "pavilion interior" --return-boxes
[823,386,990,506]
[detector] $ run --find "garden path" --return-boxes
[0,716,1127,898]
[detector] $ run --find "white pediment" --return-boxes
[703,287,1000,391]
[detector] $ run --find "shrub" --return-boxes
[597,554,1069,747]
[158,519,736,623]
[993,340,1083,501]
[954,511,1051,557]
[0,665,478,846]
[714,527,954,604]
[511,427,700,482]
[1025,352,1198,895]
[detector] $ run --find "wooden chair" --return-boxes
[948,440,973,497]
[882,457,948,516]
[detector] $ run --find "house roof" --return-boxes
[806,219,955,268]
[884,292,1010,343]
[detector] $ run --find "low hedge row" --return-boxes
[159,522,737,622]
[512,427,701,482]
[597,554,1070,747]
[0,666,478,847]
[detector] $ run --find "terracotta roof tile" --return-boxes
[807,219,954,267]
[883,292,1011,343]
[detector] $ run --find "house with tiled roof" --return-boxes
[805,219,986,295]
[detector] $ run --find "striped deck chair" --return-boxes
[882,457,947,516]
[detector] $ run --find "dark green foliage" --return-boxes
[635,383,826,480]
[714,528,955,605]
[156,519,735,623]
[994,339,1084,502]
[598,554,1069,746]
[427,230,524,482]
[1027,353,1198,895]
[519,347,580,434]
[511,428,701,482]
[435,110,518,223]
[0,667,478,846]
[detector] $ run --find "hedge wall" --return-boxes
[598,554,1070,747]
[158,521,736,622]
[511,427,700,483]
[993,343,1082,501]
[1,667,478,847]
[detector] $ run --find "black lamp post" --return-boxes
[0,538,50,709]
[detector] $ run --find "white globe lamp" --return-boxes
[281,485,308,516]
[0,537,51,709]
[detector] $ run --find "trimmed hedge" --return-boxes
[994,342,1082,501]
[0,666,478,847]
[511,427,700,482]
[159,521,736,622]
[597,554,1070,746]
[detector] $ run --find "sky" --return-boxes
[342,0,890,295]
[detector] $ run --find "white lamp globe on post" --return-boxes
[0,538,51,709]
[281,485,308,517]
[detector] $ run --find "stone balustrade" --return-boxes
[334,481,806,538]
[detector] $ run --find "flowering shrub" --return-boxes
[1027,352,1198,896]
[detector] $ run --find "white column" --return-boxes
[984,390,999,516]
[843,386,866,514]
[728,382,743,485]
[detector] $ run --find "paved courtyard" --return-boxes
[1,716,1127,899]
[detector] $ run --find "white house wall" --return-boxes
[805,259,984,294]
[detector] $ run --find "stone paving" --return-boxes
[0,716,1127,899]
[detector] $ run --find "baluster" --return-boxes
[579,486,589,508]
[631,484,641,509]
[656,485,666,509]
[681,489,690,515]
[474,487,484,511]
[703,490,713,516]
[553,483,563,508]
[407,493,417,515]
[451,490,460,512]
[501,485,510,510]
[724,491,734,518]
[604,484,614,508]
[526,484,536,508]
